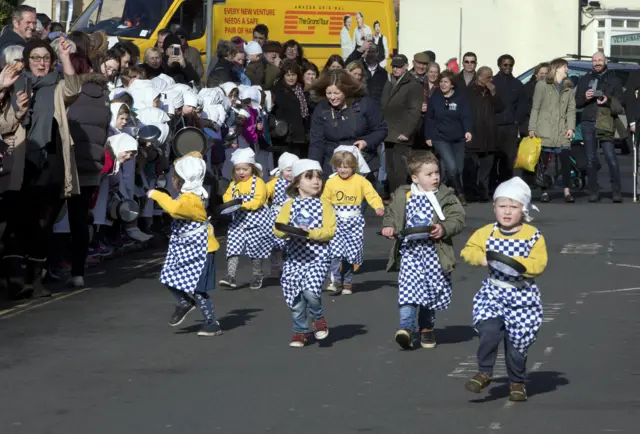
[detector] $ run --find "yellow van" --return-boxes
[71,0,397,71]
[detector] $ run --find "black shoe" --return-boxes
[613,193,623,203]
[588,193,600,203]
[250,276,264,290]
[564,194,575,203]
[219,276,237,289]
[394,328,414,350]
[169,304,196,327]
[420,329,437,349]
[540,192,550,203]
[197,322,223,337]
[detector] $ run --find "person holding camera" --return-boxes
[575,52,623,203]
[161,34,200,86]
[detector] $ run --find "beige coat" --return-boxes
[0,73,81,197]
[528,79,576,148]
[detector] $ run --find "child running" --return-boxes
[381,151,465,349]
[147,152,222,337]
[220,148,272,290]
[274,160,337,348]
[461,177,547,402]
[322,146,384,295]
[266,152,300,276]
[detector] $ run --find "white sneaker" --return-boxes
[70,276,85,288]
[126,227,153,242]
[325,282,340,292]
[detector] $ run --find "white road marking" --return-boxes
[544,347,554,356]
[542,303,565,323]
[591,287,640,294]
[560,243,602,254]
[448,354,507,379]
[531,362,544,371]
[607,262,640,269]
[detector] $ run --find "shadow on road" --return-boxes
[357,258,390,275]
[354,280,395,293]
[318,323,367,347]
[218,308,263,331]
[469,371,569,403]
[434,325,477,345]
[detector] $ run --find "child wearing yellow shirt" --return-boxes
[461,177,547,402]
[147,153,222,337]
[266,152,300,276]
[322,148,383,294]
[274,160,337,348]
[220,148,272,290]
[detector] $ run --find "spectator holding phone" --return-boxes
[161,34,200,86]
[575,52,623,203]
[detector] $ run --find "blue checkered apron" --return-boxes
[160,213,209,294]
[280,198,331,308]
[226,176,273,259]
[472,224,543,355]
[398,194,452,309]
[269,178,290,251]
[329,205,365,265]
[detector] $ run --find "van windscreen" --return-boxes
[72,0,174,39]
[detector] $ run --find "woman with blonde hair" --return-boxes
[346,60,366,84]
[528,57,576,203]
[308,69,387,173]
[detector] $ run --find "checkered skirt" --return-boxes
[398,194,452,308]
[329,205,365,265]
[281,197,331,307]
[226,176,273,259]
[472,224,544,355]
[269,178,290,251]
[160,219,209,294]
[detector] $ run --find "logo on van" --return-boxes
[285,10,355,36]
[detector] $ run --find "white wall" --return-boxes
[399,0,580,75]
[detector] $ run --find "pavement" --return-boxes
[1,154,639,434]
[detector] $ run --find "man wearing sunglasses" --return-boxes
[457,52,478,91]
[493,54,524,185]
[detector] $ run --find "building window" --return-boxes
[612,19,625,27]
[598,20,605,28]
[628,20,640,28]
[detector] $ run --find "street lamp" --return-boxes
[578,1,602,55]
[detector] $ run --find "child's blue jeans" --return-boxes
[291,290,324,334]
[399,304,436,333]
[331,258,354,284]
[476,317,527,383]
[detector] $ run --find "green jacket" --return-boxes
[595,96,625,141]
[382,185,466,273]
[528,79,576,148]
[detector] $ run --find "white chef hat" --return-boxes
[233,106,251,119]
[135,107,171,124]
[202,104,227,126]
[270,152,300,177]
[199,87,225,105]
[245,41,263,56]
[493,176,539,222]
[292,159,322,178]
[175,155,208,199]
[109,87,128,101]
[161,86,185,114]
[239,86,262,107]
[108,133,139,174]
[332,145,371,175]
[109,102,130,129]
[220,82,237,96]
[151,74,175,91]
[230,147,262,173]
[107,36,120,49]
[184,90,203,109]
[130,86,160,111]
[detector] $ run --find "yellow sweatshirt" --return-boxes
[461,223,547,278]
[321,174,383,209]
[266,177,278,201]
[223,177,268,211]
[150,190,219,253]
[273,198,337,242]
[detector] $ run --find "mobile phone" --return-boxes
[24,78,32,95]
[172,45,180,56]
[594,90,604,98]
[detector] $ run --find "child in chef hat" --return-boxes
[266,152,300,276]
[147,152,222,337]
[461,176,547,402]
[220,148,272,290]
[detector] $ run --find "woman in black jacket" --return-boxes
[308,69,388,174]
[272,59,309,157]
[65,54,111,288]
[519,62,549,138]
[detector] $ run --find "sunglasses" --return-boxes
[463,60,476,64]
[502,63,514,67]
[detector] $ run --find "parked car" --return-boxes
[518,59,640,153]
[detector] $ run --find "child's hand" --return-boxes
[231,143,239,149]
[375,208,384,216]
[481,256,488,267]
[146,189,156,199]
[381,227,396,239]
[298,226,309,232]
[430,224,445,239]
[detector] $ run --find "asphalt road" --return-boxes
[1,155,639,434]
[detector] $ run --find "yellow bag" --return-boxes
[514,137,542,172]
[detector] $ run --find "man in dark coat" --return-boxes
[493,54,525,185]
[0,5,36,53]
[457,52,478,93]
[380,54,424,193]
[464,66,505,201]
[575,52,624,202]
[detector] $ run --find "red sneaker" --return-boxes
[313,318,329,340]
[289,333,308,348]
